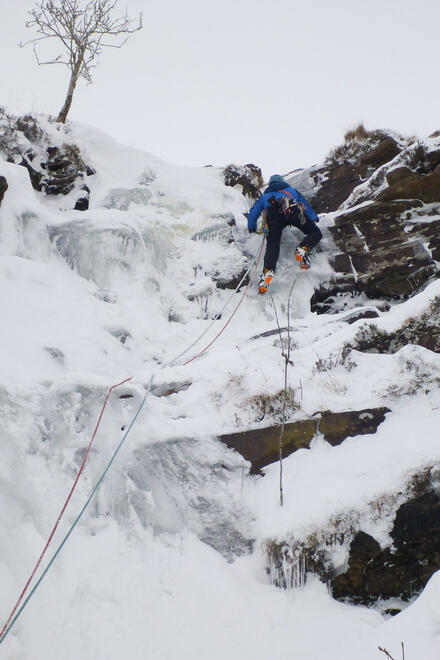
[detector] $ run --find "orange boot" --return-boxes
[295,246,311,270]
[258,268,274,294]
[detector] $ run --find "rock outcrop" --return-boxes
[18,144,93,210]
[223,163,263,200]
[0,108,94,210]
[378,164,440,204]
[332,477,440,607]
[350,296,440,354]
[323,199,436,303]
[0,175,7,205]
[286,127,440,313]
[42,145,93,201]
[287,131,402,215]
[219,407,390,473]
[266,467,440,613]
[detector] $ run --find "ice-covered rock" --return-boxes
[223,162,263,200]
[0,108,95,210]
[49,213,155,289]
[127,436,253,560]
[0,161,52,261]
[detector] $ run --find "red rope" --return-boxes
[183,239,265,366]
[0,240,265,643]
[0,376,132,641]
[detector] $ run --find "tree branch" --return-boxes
[21,0,143,121]
[32,43,66,65]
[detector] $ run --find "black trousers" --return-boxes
[264,207,322,271]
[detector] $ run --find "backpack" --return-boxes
[269,190,306,225]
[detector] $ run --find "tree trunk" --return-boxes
[57,69,79,123]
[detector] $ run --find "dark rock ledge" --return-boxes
[266,468,440,612]
[332,486,440,606]
[219,407,390,474]
[0,175,8,205]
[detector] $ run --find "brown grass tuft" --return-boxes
[344,122,373,142]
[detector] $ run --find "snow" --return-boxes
[248,394,440,540]
[1,117,440,659]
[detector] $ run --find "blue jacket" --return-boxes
[247,180,318,232]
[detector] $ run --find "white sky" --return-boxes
[1,0,440,178]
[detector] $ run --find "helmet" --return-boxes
[269,174,286,185]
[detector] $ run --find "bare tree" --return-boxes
[20,0,142,123]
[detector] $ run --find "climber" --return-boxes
[247,174,322,294]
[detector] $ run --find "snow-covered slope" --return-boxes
[0,116,439,659]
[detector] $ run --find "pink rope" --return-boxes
[0,376,132,641]
[0,237,266,643]
[183,239,265,366]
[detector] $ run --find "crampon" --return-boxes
[258,268,274,294]
[295,247,311,270]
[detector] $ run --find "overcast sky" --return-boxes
[1,0,440,178]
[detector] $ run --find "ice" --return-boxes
[101,187,153,211]
[0,161,52,262]
[126,436,252,559]
[48,213,154,289]
[1,117,440,659]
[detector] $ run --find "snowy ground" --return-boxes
[0,118,439,659]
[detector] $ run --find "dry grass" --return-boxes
[344,122,375,142]
[326,123,386,164]
[344,123,387,144]
[247,387,299,424]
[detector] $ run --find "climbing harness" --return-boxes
[279,189,306,225]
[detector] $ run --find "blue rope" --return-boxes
[0,381,152,646]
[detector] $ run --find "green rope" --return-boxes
[0,380,152,646]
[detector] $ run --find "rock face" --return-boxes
[0,108,94,210]
[287,129,440,314]
[332,485,440,607]
[261,277,440,610]
[42,145,93,199]
[220,419,315,474]
[219,407,390,473]
[323,199,436,303]
[379,164,440,204]
[287,132,402,215]
[0,176,7,204]
[223,163,263,200]
[266,469,440,612]
[20,144,94,209]
[351,297,440,354]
